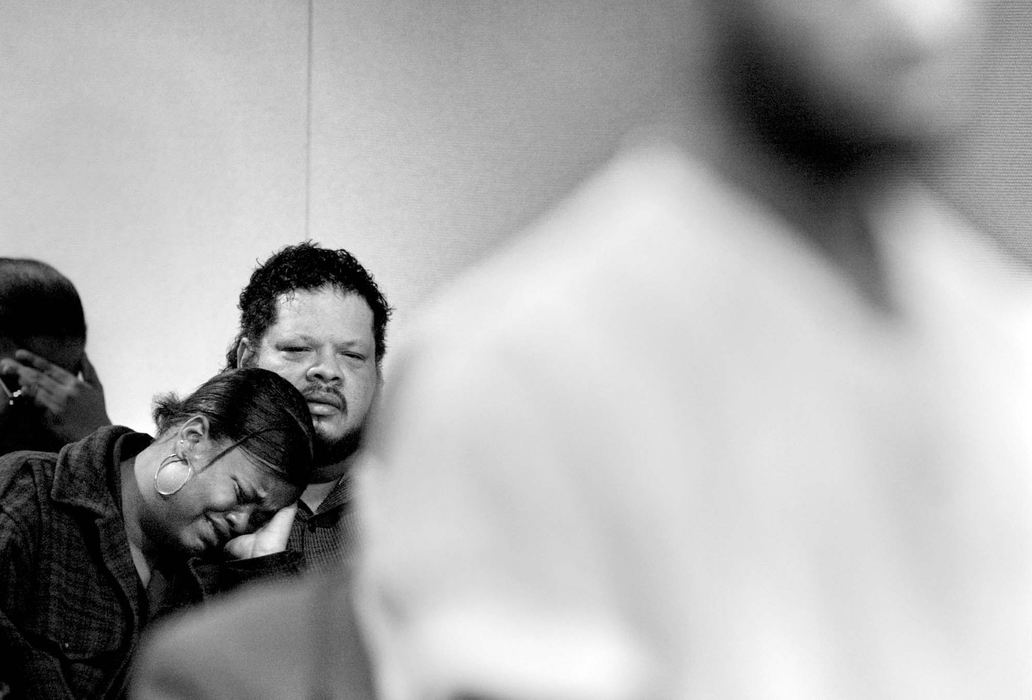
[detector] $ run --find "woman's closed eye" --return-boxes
[232,479,255,505]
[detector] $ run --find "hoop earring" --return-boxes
[154,452,194,497]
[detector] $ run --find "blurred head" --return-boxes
[709,0,987,165]
[0,257,85,373]
[140,367,316,557]
[228,242,391,466]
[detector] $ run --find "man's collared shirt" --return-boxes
[287,474,360,574]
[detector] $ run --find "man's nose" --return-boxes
[306,348,343,383]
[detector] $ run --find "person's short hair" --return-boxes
[152,367,316,487]
[225,241,391,370]
[0,258,86,344]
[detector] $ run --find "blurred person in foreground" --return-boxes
[222,241,391,576]
[0,257,111,456]
[356,0,1032,698]
[0,367,314,699]
[134,0,1032,698]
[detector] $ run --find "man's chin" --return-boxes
[313,428,362,467]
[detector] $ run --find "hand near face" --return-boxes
[223,502,297,559]
[1,349,111,442]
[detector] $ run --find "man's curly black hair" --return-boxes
[225,241,392,370]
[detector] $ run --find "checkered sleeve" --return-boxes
[0,466,76,699]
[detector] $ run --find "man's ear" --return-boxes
[176,415,211,459]
[236,337,256,368]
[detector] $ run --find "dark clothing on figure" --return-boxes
[0,427,148,699]
[0,402,65,457]
[0,426,258,699]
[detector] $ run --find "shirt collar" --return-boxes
[51,426,153,516]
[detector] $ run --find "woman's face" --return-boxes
[144,436,300,557]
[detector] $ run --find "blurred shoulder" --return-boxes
[133,572,375,700]
[401,139,753,362]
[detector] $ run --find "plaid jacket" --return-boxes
[0,426,151,699]
[0,425,359,698]
[0,425,320,699]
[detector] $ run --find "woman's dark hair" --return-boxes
[152,367,315,487]
[0,258,86,343]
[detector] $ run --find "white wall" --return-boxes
[1,0,309,430]
[1,1,1029,432]
[306,0,687,320]
[929,1,1032,268]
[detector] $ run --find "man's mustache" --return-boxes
[302,384,346,411]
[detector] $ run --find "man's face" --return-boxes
[240,286,380,463]
[723,0,986,152]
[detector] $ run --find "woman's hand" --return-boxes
[224,503,298,559]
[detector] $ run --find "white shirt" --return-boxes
[359,140,1032,699]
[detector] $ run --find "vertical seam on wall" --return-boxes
[305,0,314,239]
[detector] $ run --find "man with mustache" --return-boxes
[225,241,390,573]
